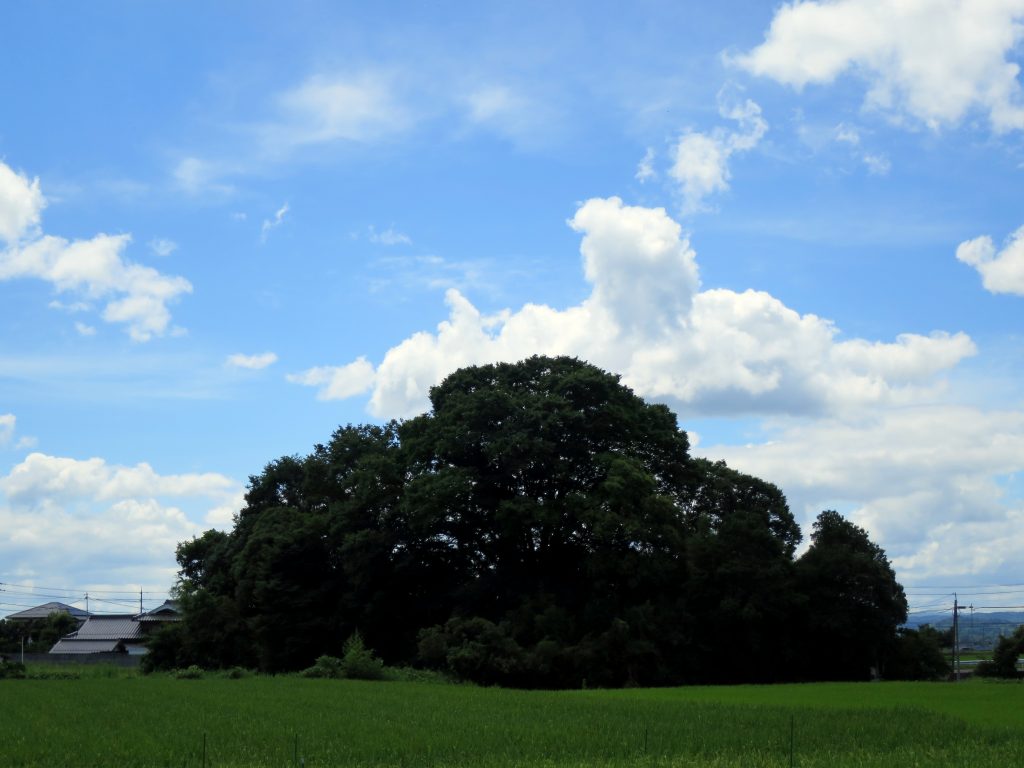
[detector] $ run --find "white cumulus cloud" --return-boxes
[703,405,1024,582]
[0,161,192,341]
[670,94,768,213]
[0,452,243,590]
[0,162,45,243]
[287,357,377,401]
[226,352,278,370]
[734,0,1024,132]
[290,196,975,420]
[957,225,1024,295]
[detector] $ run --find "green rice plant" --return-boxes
[1,678,1022,767]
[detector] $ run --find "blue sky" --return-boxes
[2,0,1024,614]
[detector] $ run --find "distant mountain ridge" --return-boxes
[904,611,1024,649]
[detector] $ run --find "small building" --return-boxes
[50,615,146,655]
[49,601,180,656]
[136,600,181,626]
[6,602,91,622]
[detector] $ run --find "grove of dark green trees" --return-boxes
[0,611,80,655]
[150,356,911,686]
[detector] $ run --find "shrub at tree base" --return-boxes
[341,632,385,680]
[159,356,912,687]
[300,635,386,680]
[0,659,27,679]
[300,655,344,679]
[173,665,203,680]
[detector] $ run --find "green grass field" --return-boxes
[3,668,1023,767]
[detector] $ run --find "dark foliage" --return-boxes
[157,356,907,686]
[0,612,81,654]
[886,626,951,680]
[794,510,908,680]
[975,626,1024,678]
[0,659,27,678]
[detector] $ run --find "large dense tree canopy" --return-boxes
[153,356,909,685]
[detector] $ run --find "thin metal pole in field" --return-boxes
[789,714,795,768]
[953,594,959,681]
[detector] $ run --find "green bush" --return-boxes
[419,617,524,686]
[0,659,26,679]
[174,664,204,680]
[300,655,344,679]
[340,633,384,680]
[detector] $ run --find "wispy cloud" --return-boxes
[367,253,515,298]
[0,414,15,446]
[173,157,235,197]
[368,225,412,246]
[635,147,657,183]
[260,203,289,243]
[669,90,767,214]
[862,153,891,176]
[262,72,412,154]
[226,352,278,370]
[0,414,37,452]
[148,238,178,258]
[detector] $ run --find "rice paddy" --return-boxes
[2,668,1022,767]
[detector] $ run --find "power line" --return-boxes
[903,583,1024,591]
[0,581,169,596]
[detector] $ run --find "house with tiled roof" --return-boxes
[136,600,180,625]
[50,615,146,655]
[6,601,91,622]
[49,601,180,657]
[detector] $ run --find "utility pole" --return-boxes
[139,588,143,615]
[85,592,89,614]
[952,593,959,682]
